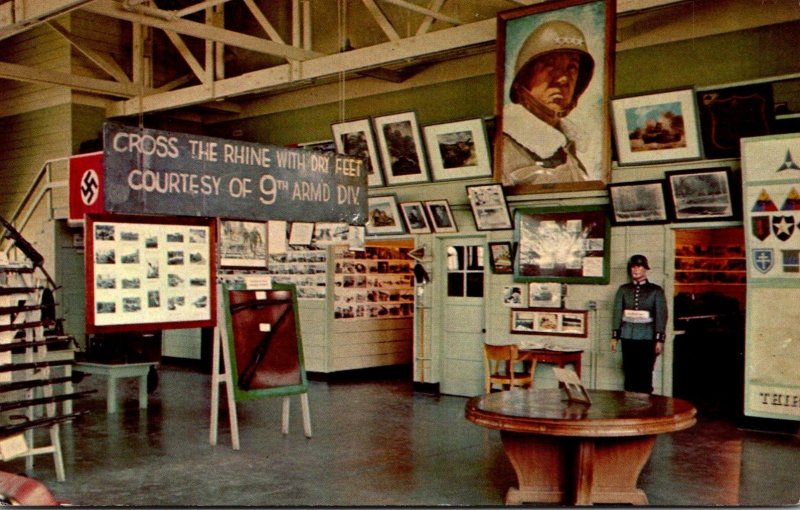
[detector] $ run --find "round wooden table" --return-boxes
[465,388,696,506]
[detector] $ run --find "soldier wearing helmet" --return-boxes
[610,254,668,394]
[500,20,595,186]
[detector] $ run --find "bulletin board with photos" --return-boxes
[333,245,415,321]
[86,214,216,332]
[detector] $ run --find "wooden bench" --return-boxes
[74,362,157,414]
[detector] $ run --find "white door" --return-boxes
[439,237,486,396]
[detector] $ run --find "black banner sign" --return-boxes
[102,123,367,224]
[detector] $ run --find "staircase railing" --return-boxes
[1,157,70,258]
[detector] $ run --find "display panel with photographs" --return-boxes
[86,214,215,332]
[513,205,610,284]
[510,308,588,337]
[267,243,327,300]
[333,245,414,321]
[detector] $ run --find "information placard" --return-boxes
[102,123,367,224]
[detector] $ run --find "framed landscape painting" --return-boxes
[611,88,703,165]
[422,118,492,181]
[488,241,514,274]
[331,118,384,188]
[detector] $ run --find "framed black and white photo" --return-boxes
[488,241,514,274]
[331,118,384,187]
[608,180,669,225]
[219,219,267,268]
[373,111,431,186]
[611,87,703,165]
[422,118,493,181]
[423,199,458,233]
[466,183,513,231]
[366,194,406,236]
[399,201,431,234]
[528,282,562,308]
[503,285,525,307]
[665,167,737,222]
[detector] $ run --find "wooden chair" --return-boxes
[483,343,536,393]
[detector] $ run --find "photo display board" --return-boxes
[86,214,216,333]
[740,133,800,421]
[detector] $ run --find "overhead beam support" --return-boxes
[46,19,132,84]
[0,60,141,97]
[83,0,321,62]
[105,17,498,116]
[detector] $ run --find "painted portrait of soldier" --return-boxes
[494,0,615,194]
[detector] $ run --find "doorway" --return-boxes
[672,227,746,417]
[439,237,486,396]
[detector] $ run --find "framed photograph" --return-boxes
[466,183,513,231]
[219,219,267,268]
[399,201,431,234]
[297,139,336,155]
[528,282,562,308]
[607,180,669,225]
[494,0,615,194]
[366,194,406,236]
[510,308,588,337]
[514,205,610,284]
[373,111,431,186]
[423,200,458,233]
[503,285,525,307]
[611,87,703,165]
[696,82,775,159]
[422,118,492,181]
[488,241,514,274]
[665,167,737,222]
[331,118,384,188]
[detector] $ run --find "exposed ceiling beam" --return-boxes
[0,0,94,41]
[105,16,498,116]
[46,19,132,84]
[378,0,462,26]
[0,60,142,97]
[82,0,322,62]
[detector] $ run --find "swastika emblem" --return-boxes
[80,169,99,206]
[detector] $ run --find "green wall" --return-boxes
[205,19,800,148]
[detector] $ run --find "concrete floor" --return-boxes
[4,364,800,506]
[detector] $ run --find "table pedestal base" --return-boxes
[501,431,656,506]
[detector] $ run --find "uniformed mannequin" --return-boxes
[610,254,668,394]
[500,20,595,186]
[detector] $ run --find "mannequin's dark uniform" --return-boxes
[612,279,667,393]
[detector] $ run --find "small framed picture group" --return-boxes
[608,167,738,225]
[367,195,458,236]
[331,113,493,189]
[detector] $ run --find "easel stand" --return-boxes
[209,284,312,450]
